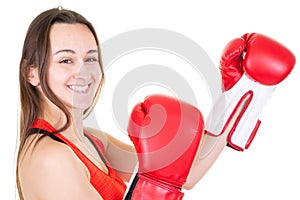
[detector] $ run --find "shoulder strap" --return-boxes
[28,128,65,143]
[84,132,109,168]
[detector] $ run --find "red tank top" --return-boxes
[30,119,127,200]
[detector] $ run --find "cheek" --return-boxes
[47,67,68,93]
[93,66,103,86]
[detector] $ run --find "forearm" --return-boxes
[184,96,245,189]
[184,132,227,189]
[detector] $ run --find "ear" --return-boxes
[27,66,40,86]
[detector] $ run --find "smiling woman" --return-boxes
[16,7,207,200]
[15,7,131,200]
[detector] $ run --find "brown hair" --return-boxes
[16,7,105,199]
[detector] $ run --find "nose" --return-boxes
[73,62,92,80]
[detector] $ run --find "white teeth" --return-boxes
[68,85,89,93]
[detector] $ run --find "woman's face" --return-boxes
[47,23,101,112]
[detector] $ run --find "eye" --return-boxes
[59,59,72,64]
[85,57,98,62]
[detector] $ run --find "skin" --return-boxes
[19,22,231,199]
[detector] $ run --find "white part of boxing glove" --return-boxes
[205,74,276,151]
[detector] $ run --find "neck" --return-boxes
[40,98,86,140]
[66,109,85,140]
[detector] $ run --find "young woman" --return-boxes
[16,7,132,199]
[17,6,281,200]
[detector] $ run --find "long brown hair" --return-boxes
[16,7,105,199]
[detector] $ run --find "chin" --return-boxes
[67,100,93,112]
[74,102,92,110]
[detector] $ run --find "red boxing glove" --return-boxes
[205,33,295,151]
[124,94,204,199]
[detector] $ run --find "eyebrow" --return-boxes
[54,49,98,55]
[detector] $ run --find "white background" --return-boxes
[1,0,299,199]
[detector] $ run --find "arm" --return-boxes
[184,133,227,189]
[105,133,137,182]
[84,127,137,182]
[184,103,244,189]
[185,33,295,189]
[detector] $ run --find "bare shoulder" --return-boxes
[20,136,94,199]
[20,135,74,166]
[21,135,88,181]
[34,136,81,166]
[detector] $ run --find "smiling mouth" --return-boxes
[68,83,91,94]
